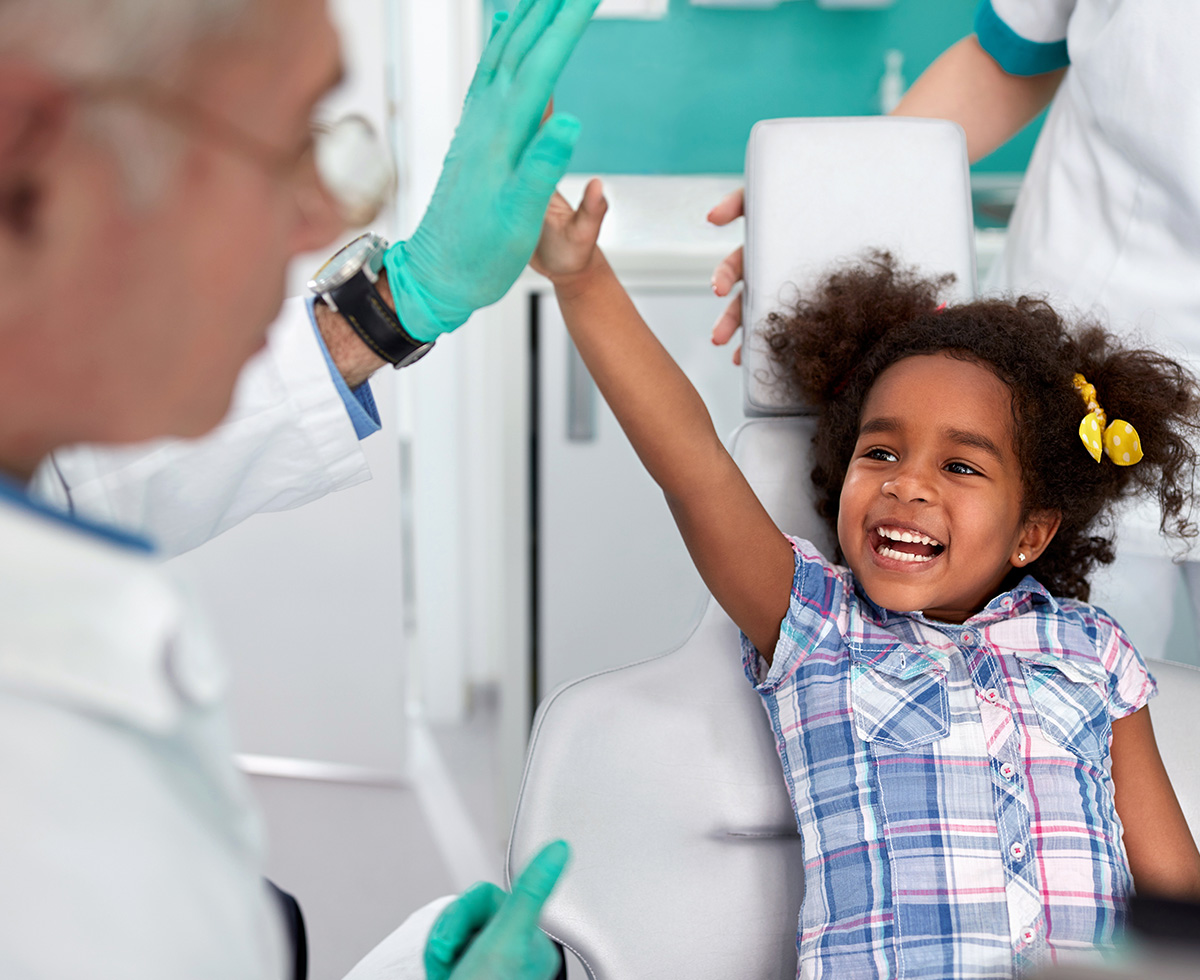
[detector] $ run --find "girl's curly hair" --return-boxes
[763,251,1200,601]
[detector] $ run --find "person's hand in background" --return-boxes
[424,841,571,980]
[707,188,745,366]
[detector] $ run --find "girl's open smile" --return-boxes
[869,523,946,566]
[838,353,1058,623]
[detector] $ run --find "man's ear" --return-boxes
[1012,509,1062,568]
[0,64,69,238]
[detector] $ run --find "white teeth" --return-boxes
[877,545,935,564]
[877,526,942,548]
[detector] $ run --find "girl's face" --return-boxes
[837,353,1058,623]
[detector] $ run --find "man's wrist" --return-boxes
[314,277,391,389]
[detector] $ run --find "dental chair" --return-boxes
[507,118,1200,980]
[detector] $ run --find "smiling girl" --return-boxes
[534,180,1200,978]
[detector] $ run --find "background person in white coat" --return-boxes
[708,0,1200,665]
[0,0,599,976]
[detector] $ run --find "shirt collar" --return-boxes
[0,470,155,554]
[858,573,1060,627]
[847,573,1060,678]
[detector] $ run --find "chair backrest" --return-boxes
[509,417,825,980]
[507,117,1200,979]
[741,117,975,415]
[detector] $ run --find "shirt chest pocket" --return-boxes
[1017,653,1111,765]
[849,655,950,749]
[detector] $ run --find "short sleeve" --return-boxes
[741,536,844,694]
[1096,616,1157,720]
[975,0,1074,76]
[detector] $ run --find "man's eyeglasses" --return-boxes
[74,78,395,227]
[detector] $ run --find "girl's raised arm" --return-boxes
[533,182,795,659]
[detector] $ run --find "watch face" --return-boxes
[307,232,385,295]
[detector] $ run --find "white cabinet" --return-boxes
[536,289,744,696]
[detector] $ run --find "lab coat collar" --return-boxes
[0,469,154,554]
[0,494,225,734]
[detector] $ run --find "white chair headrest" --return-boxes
[742,117,977,416]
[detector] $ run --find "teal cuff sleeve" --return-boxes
[975,0,1070,76]
[306,298,382,440]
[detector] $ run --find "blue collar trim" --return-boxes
[0,471,156,554]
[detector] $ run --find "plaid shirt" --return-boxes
[743,538,1155,980]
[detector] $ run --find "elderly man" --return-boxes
[0,0,598,977]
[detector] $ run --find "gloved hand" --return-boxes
[423,841,570,980]
[385,0,603,343]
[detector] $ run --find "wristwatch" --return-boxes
[307,232,434,369]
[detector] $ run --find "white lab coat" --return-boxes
[3,298,441,978]
[982,0,1200,660]
[988,0,1200,386]
[29,297,373,557]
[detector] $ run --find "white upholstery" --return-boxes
[1141,658,1200,845]
[742,118,976,415]
[508,118,1200,979]
[509,419,827,980]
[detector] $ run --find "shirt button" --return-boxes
[960,631,974,645]
[984,688,1000,704]
[1010,842,1026,859]
[1000,762,1017,780]
[1021,926,1037,943]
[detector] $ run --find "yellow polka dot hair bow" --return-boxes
[1073,373,1143,465]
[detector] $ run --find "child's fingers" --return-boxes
[573,177,607,235]
[711,245,744,298]
[706,187,744,226]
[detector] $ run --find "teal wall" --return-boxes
[488,0,1042,175]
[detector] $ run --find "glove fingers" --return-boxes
[508,114,583,224]
[490,9,510,39]
[424,881,507,980]
[474,10,512,77]
[499,0,567,78]
[496,840,570,932]
[512,0,602,100]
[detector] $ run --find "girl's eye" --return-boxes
[945,461,979,476]
[864,447,897,462]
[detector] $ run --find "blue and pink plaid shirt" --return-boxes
[743,537,1155,980]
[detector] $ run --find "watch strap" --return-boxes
[329,272,431,367]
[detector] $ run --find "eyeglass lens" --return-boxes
[313,114,396,227]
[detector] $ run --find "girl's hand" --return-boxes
[531,178,607,285]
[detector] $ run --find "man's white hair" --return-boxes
[0,0,251,78]
[0,0,255,204]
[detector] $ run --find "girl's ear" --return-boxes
[1012,510,1062,568]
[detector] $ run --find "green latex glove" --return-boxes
[385,0,602,343]
[424,841,570,980]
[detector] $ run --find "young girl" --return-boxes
[533,179,1200,978]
